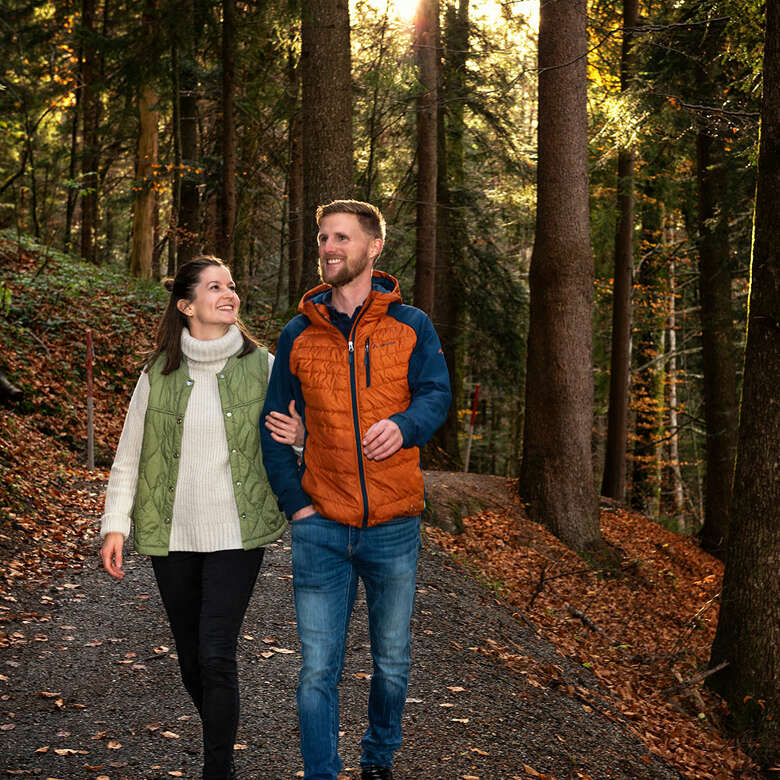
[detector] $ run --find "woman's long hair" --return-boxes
[145,256,258,375]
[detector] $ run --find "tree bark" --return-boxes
[129,84,159,279]
[413,0,438,315]
[518,0,600,551]
[299,0,354,297]
[601,0,637,501]
[177,0,201,266]
[218,0,238,273]
[695,128,738,557]
[80,0,100,264]
[630,191,665,514]
[287,43,304,307]
[429,0,468,468]
[708,1,780,758]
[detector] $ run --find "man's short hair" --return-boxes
[316,200,386,242]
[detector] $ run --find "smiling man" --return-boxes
[261,200,451,780]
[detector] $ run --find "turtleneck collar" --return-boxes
[180,324,244,366]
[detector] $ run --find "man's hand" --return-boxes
[292,505,316,521]
[265,400,304,447]
[100,532,126,579]
[362,419,403,461]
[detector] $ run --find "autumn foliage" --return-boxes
[427,496,762,779]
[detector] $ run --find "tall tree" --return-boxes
[413,0,438,315]
[601,0,638,501]
[287,43,304,307]
[129,84,159,278]
[175,0,201,266]
[218,0,238,274]
[708,0,780,760]
[299,0,354,295]
[518,0,600,551]
[129,0,159,279]
[430,0,468,467]
[80,0,100,264]
[694,19,739,556]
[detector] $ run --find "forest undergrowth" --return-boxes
[0,237,764,779]
[426,492,763,779]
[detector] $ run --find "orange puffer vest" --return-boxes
[292,274,425,526]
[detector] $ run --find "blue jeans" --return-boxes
[292,513,422,780]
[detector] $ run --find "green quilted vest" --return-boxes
[131,347,287,555]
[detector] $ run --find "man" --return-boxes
[261,200,451,780]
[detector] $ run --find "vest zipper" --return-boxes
[348,339,370,525]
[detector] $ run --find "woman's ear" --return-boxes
[177,299,192,316]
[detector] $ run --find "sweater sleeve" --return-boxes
[99,372,150,539]
[389,312,452,448]
[261,324,311,518]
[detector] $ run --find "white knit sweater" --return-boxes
[100,325,274,552]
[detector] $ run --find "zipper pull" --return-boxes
[364,339,371,387]
[348,340,354,365]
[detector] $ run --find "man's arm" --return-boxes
[261,325,313,518]
[389,310,452,448]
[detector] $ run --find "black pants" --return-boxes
[151,547,264,780]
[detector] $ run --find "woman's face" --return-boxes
[178,265,240,339]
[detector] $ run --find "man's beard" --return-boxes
[318,250,372,288]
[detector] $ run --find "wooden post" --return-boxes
[463,383,479,473]
[86,330,95,471]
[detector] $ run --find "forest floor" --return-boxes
[0,236,768,778]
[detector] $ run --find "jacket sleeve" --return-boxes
[389,312,452,448]
[261,324,312,518]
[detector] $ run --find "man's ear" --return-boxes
[370,238,384,263]
[177,299,192,316]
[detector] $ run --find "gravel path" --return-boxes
[0,533,682,780]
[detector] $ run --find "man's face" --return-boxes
[317,212,382,288]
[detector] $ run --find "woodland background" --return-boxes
[1,0,778,771]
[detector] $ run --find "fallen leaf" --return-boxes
[161,731,180,739]
[107,740,122,749]
[471,747,488,755]
[448,686,467,692]
[35,745,50,752]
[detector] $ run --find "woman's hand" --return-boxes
[101,532,126,579]
[265,400,304,448]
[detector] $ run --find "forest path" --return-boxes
[0,479,681,780]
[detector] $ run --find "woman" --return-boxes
[100,256,300,780]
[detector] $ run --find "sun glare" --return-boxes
[357,0,538,31]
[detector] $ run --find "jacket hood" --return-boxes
[298,270,402,316]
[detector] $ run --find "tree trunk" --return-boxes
[708,1,780,759]
[695,128,738,557]
[64,45,83,253]
[287,43,304,307]
[299,0,354,297]
[429,0,468,468]
[129,85,159,279]
[80,0,100,264]
[630,190,665,515]
[177,0,201,266]
[218,0,238,273]
[518,0,599,551]
[413,0,438,315]
[601,0,637,501]
[667,257,685,516]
